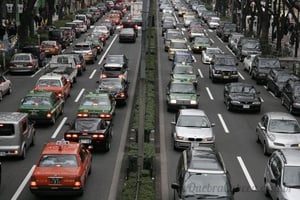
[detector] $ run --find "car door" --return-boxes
[0,76,8,95]
[257,115,268,143]
[62,77,71,98]
[269,156,282,199]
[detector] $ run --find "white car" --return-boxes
[243,54,257,73]
[201,47,223,64]
[72,20,87,33]
[0,75,12,101]
[183,15,196,27]
[207,16,220,29]
[93,25,110,40]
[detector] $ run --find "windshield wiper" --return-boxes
[184,194,221,199]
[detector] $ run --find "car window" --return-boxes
[270,156,280,179]
[39,154,78,167]
[0,123,15,136]
[79,148,87,163]
[177,115,210,128]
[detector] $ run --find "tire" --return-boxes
[51,116,56,125]
[30,133,35,146]
[256,134,261,144]
[264,182,270,197]
[7,86,12,95]
[266,83,270,91]
[88,165,92,175]
[263,142,270,156]
[226,101,232,111]
[281,96,285,105]
[104,140,111,152]
[289,104,294,114]
[20,147,26,160]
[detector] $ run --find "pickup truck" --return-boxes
[64,118,113,152]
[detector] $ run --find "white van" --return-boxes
[0,112,35,159]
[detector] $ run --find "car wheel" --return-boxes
[8,86,12,95]
[173,140,178,151]
[226,101,232,111]
[281,96,285,105]
[88,165,92,175]
[264,180,270,197]
[51,116,56,125]
[289,104,294,114]
[20,147,26,160]
[274,90,280,97]
[266,83,270,91]
[256,133,261,143]
[104,141,111,152]
[263,141,270,156]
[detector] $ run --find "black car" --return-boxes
[100,63,128,81]
[64,53,87,75]
[224,82,262,112]
[161,21,175,37]
[103,54,128,69]
[48,29,70,48]
[65,22,81,38]
[216,23,237,42]
[281,78,300,114]
[120,19,139,36]
[22,45,46,67]
[101,21,115,35]
[250,55,281,85]
[64,117,112,152]
[266,69,297,97]
[209,54,239,83]
[98,78,129,105]
[236,37,261,61]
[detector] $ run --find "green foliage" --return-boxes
[144,143,155,170]
[138,170,155,200]
[121,172,137,200]
[128,143,138,171]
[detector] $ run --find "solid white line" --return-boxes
[98,34,118,65]
[75,88,85,102]
[210,38,214,44]
[51,117,67,139]
[192,55,197,63]
[89,69,97,79]
[197,69,203,78]
[226,45,235,56]
[11,165,36,200]
[238,72,245,80]
[217,113,229,133]
[205,87,214,100]
[260,97,264,102]
[237,156,257,191]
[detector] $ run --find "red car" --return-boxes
[29,139,92,196]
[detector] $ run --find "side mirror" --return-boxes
[171,183,179,190]
[171,121,176,125]
[65,122,72,127]
[232,187,240,194]
[271,178,279,185]
[211,122,215,127]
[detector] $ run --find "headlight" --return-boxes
[190,100,197,104]
[293,103,300,106]
[170,99,177,104]
[176,135,184,140]
[214,70,221,74]
[231,100,240,104]
[268,133,276,141]
[202,136,215,142]
[253,101,261,105]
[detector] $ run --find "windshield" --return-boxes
[22,96,51,106]
[277,74,292,83]
[75,118,100,131]
[229,85,256,94]
[171,42,187,49]
[174,55,193,63]
[37,79,62,87]
[81,96,110,106]
[214,57,236,66]
[74,45,91,51]
[283,166,300,188]
[106,56,123,64]
[195,37,210,43]
[173,66,194,74]
[268,119,300,133]
[100,79,122,89]
[259,59,280,68]
[206,48,222,55]
[170,83,195,93]
[38,154,78,167]
[182,173,231,198]
[177,115,210,127]
[243,42,260,50]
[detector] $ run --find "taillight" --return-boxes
[27,63,33,67]
[100,113,111,118]
[30,176,37,187]
[101,74,107,78]
[76,64,82,68]
[65,133,78,138]
[87,51,93,55]
[9,63,16,67]
[77,113,89,117]
[118,74,124,79]
[46,112,52,119]
[92,134,105,138]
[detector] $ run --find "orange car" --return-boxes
[40,40,62,57]
[29,139,92,196]
[34,74,71,100]
[107,13,120,25]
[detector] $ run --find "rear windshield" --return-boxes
[0,123,15,136]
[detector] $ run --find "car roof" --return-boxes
[226,82,254,87]
[39,73,64,80]
[179,109,206,116]
[0,112,28,122]
[265,112,297,120]
[279,149,300,166]
[42,140,80,155]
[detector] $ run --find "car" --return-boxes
[216,22,237,42]
[65,22,81,38]
[18,90,64,124]
[75,14,91,29]
[188,27,206,42]
[178,6,188,17]
[48,54,77,70]
[119,28,136,43]
[164,29,183,52]
[264,149,300,200]
[29,139,92,196]
[101,20,116,35]
[168,39,189,60]
[85,34,104,54]
[207,16,220,29]
[34,74,71,100]
[228,32,244,52]
[250,55,281,85]
[183,14,196,27]
[72,41,98,64]
[90,32,107,46]
[106,13,121,25]
[256,112,300,155]
[0,112,35,159]
[48,29,70,48]
[191,36,212,53]
[224,82,262,112]
[72,19,88,33]
[166,79,199,111]
[202,11,217,23]
[59,26,76,43]
[281,78,300,114]
[64,118,113,151]
[64,53,87,75]
[120,19,139,36]
[93,25,110,40]
[103,54,128,69]
[201,47,223,64]
[9,53,39,74]
[173,51,194,66]
[0,74,12,101]
[209,54,239,83]
[100,62,128,81]
[171,109,215,150]
[266,69,297,97]
[77,91,116,121]
[236,38,261,62]
[243,54,257,72]
[98,78,129,106]
[45,63,78,86]
[171,63,198,87]
[161,21,175,37]
[22,45,46,67]
[172,146,240,199]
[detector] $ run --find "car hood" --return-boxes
[229,93,258,101]
[170,93,197,100]
[172,74,196,81]
[78,105,112,113]
[283,188,300,199]
[271,133,300,144]
[34,167,80,176]
[214,65,236,70]
[176,126,213,138]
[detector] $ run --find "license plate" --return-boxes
[223,76,229,79]
[0,152,5,156]
[16,65,23,68]
[49,178,61,184]
[31,111,37,115]
[243,105,250,109]
[80,139,91,144]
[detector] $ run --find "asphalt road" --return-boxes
[0,18,141,200]
[156,1,300,200]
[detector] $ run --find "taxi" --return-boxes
[166,79,199,112]
[77,91,116,121]
[29,139,92,196]
[18,90,64,124]
[171,63,198,87]
[168,39,190,61]
[40,40,62,57]
[34,74,71,100]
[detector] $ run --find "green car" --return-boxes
[171,63,198,87]
[18,90,64,124]
[166,79,199,112]
[77,92,116,121]
[191,36,212,53]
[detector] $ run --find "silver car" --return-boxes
[171,109,215,150]
[201,47,223,64]
[256,112,300,155]
[264,149,300,200]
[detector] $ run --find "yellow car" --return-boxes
[168,39,189,60]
